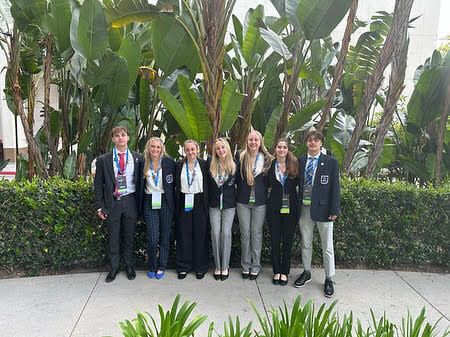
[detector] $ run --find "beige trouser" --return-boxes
[299,205,335,278]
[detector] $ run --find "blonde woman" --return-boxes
[208,138,238,281]
[175,140,209,280]
[236,130,272,280]
[141,137,176,280]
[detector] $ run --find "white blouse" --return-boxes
[144,167,164,194]
[180,161,203,194]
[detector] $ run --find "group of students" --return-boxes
[94,126,340,298]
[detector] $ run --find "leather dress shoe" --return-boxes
[126,267,136,280]
[178,272,187,280]
[105,269,119,282]
[324,278,334,297]
[242,272,250,279]
[249,273,259,280]
[196,272,205,280]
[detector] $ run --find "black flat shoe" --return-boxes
[214,273,221,280]
[196,272,205,279]
[272,277,280,285]
[279,276,288,286]
[105,269,119,283]
[242,272,250,279]
[249,273,259,280]
[126,266,136,280]
[178,272,187,280]
[221,273,229,281]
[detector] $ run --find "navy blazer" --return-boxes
[139,156,176,215]
[235,156,269,206]
[298,154,340,222]
[207,157,238,209]
[267,160,300,223]
[94,150,144,215]
[175,158,209,212]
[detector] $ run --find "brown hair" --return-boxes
[275,139,298,178]
[305,129,324,143]
[111,126,129,137]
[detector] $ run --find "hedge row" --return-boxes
[0,177,449,274]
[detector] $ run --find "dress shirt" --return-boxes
[180,161,203,194]
[113,149,135,194]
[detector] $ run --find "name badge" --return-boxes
[185,193,194,212]
[321,175,329,184]
[302,185,312,206]
[249,186,256,204]
[116,175,127,195]
[280,194,290,214]
[152,192,162,209]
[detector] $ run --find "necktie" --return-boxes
[305,157,316,187]
[118,152,125,174]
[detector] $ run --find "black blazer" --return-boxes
[298,154,340,222]
[175,158,209,212]
[207,157,238,209]
[139,156,176,215]
[235,153,270,206]
[267,160,300,222]
[94,150,144,215]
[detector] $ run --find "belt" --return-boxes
[113,192,136,201]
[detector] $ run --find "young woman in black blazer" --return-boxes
[267,138,300,286]
[175,140,209,280]
[207,138,238,281]
[236,130,272,280]
[141,137,176,280]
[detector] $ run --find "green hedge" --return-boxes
[0,177,449,274]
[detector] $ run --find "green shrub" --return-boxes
[0,177,449,274]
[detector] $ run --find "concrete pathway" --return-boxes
[1,268,449,337]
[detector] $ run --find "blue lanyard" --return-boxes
[252,152,260,176]
[186,159,198,187]
[113,147,128,175]
[150,160,161,186]
[276,161,287,187]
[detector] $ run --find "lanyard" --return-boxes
[113,147,128,175]
[186,159,198,187]
[252,152,260,176]
[276,161,287,187]
[150,160,161,186]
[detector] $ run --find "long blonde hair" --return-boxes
[183,139,200,162]
[239,130,272,185]
[210,138,236,178]
[144,137,167,176]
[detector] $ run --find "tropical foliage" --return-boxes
[0,0,448,183]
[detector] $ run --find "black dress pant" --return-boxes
[176,193,209,273]
[269,212,296,275]
[105,194,137,271]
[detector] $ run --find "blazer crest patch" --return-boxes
[320,175,329,184]
[166,174,173,184]
[228,177,235,186]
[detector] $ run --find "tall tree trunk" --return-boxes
[26,77,36,179]
[317,0,358,133]
[342,0,414,172]
[43,36,63,175]
[434,81,450,182]
[76,83,89,177]
[366,37,410,176]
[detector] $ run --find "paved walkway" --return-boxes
[1,268,449,337]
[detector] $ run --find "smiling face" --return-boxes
[184,142,198,161]
[247,132,261,152]
[112,131,129,151]
[215,140,228,160]
[275,140,288,160]
[306,136,322,156]
[148,139,162,160]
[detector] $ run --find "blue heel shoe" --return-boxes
[147,271,155,279]
[155,270,164,279]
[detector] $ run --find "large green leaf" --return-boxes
[220,80,244,133]
[349,149,368,174]
[297,0,352,40]
[332,111,355,147]
[104,0,173,28]
[287,98,326,131]
[72,0,108,60]
[63,151,77,179]
[45,0,72,53]
[242,5,267,66]
[119,34,141,91]
[264,104,283,150]
[259,27,292,60]
[10,0,46,32]
[151,14,199,75]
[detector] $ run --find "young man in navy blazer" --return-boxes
[94,126,143,282]
[294,129,340,297]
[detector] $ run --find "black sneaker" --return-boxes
[324,278,334,297]
[294,271,311,288]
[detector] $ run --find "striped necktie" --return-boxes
[305,157,317,187]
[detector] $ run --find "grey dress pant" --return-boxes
[299,205,335,277]
[236,202,266,274]
[209,207,235,270]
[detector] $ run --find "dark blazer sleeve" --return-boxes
[329,157,341,216]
